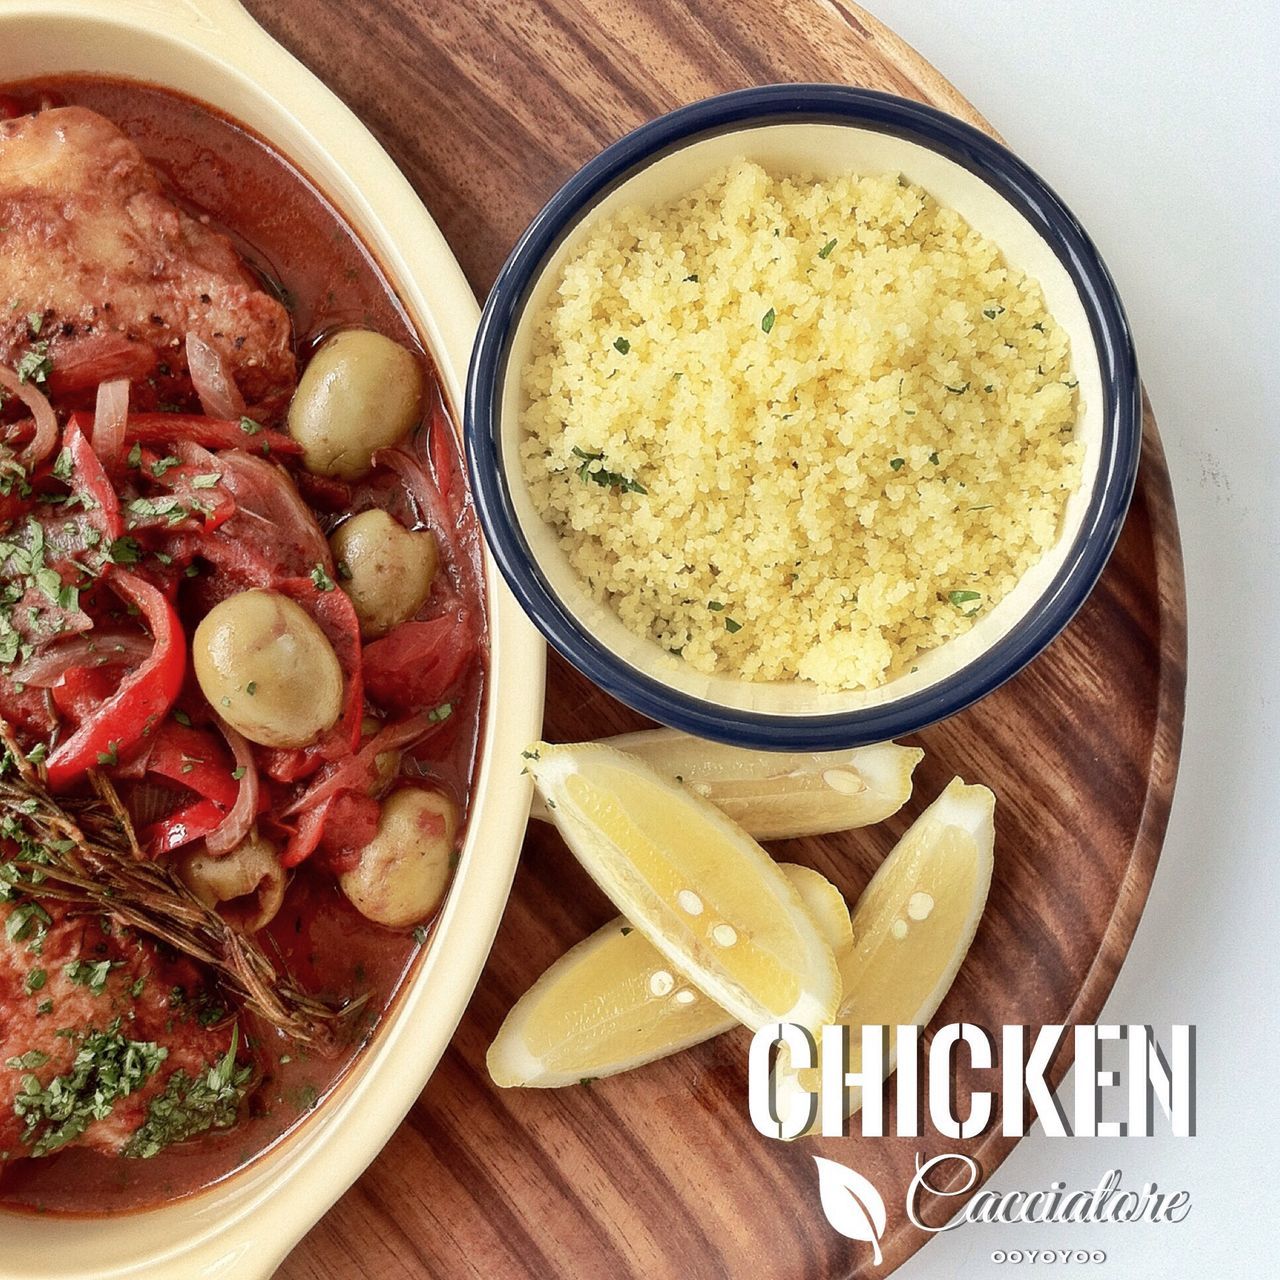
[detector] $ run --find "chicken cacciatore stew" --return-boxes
[0,77,486,1213]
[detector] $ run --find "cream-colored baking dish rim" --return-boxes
[0,1,545,1276]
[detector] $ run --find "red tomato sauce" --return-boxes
[0,76,485,1214]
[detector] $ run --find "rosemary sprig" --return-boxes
[0,729,362,1050]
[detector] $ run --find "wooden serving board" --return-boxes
[244,2,1187,1276]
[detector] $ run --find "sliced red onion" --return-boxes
[217,449,331,576]
[281,709,440,818]
[0,364,57,466]
[374,444,481,603]
[186,332,246,421]
[205,718,260,856]
[9,630,152,687]
[91,378,130,474]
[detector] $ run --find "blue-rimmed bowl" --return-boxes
[466,84,1140,750]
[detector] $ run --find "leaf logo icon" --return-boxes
[813,1155,888,1265]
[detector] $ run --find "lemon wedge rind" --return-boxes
[524,741,842,1035]
[488,863,853,1088]
[773,775,995,1136]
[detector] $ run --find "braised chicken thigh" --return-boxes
[0,107,295,416]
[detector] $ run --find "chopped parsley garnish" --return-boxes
[15,343,52,385]
[612,336,631,355]
[929,451,940,465]
[818,238,838,259]
[173,710,192,727]
[51,448,73,481]
[310,563,335,592]
[122,1026,250,1159]
[190,472,222,489]
[23,968,46,995]
[724,617,743,634]
[126,496,188,526]
[570,446,646,495]
[982,305,1005,319]
[126,442,143,469]
[245,682,257,696]
[34,566,76,612]
[683,273,699,283]
[890,457,905,472]
[6,1049,50,1071]
[238,416,265,436]
[412,926,428,945]
[26,312,43,337]
[5,902,51,948]
[948,590,983,617]
[108,536,143,565]
[64,958,116,995]
[150,455,182,478]
[13,1021,168,1158]
[96,741,120,768]
[945,382,970,394]
[706,600,724,611]
[760,307,776,334]
[427,702,453,723]
[231,766,246,781]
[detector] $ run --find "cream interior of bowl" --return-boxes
[501,122,1105,715]
[0,3,544,1280]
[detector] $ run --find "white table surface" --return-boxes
[860,3,1278,1276]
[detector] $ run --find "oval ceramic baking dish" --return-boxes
[0,1,544,1277]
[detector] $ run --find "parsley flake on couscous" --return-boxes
[520,159,1083,691]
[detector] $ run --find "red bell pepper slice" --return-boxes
[141,798,227,857]
[279,788,380,869]
[144,722,239,809]
[44,570,186,791]
[63,415,122,542]
[50,665,120,724]
[279,794,333,868]
[123,413,300,458]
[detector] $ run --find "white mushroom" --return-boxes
[338,787,459,928]
[178,835,287,933]
[330,510,438,639]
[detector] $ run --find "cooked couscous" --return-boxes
[520,159,1083,690]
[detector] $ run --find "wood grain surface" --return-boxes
[241,2,1188,1276]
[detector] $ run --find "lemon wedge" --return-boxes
[488,863,853,1088]
[772,776,995,1135]
[522,741,842,1032]
[529,730,922,840]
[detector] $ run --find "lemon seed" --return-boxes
[676,889,704,915]
[907,891,935,921]
[649,970,675,997]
